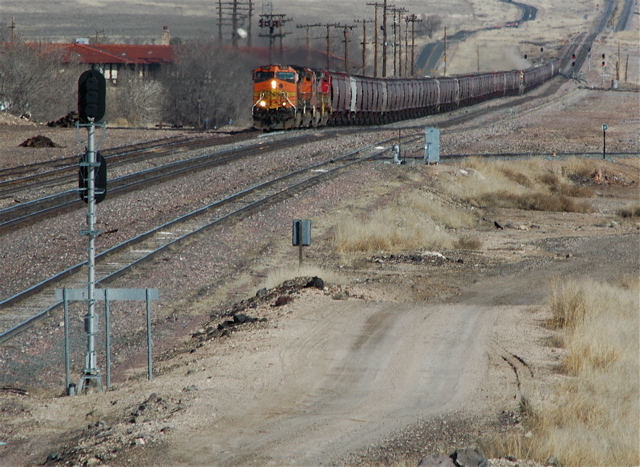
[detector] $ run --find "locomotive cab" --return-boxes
[252,65,299,130]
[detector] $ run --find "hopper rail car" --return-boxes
[252,60,559,131]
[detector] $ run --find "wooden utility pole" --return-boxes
[443,26,448,76]
[322,23,351,72]
[218,0,223,40]
[625,54,629,82]
[382,0,388,76]
[326,24,333,69]
[404,14,409,76]
[616,42,621,82]
[297,23,323,66]
[405,13,421,77]
[218,0,253,47]
[9,17,16,43]
[323,23,340,70]
[355,19,373,75]
[258,12,291,62]
[367,2,388,77]
[342,24,355,74]
[390,7,406,77]
[247,0,253,46]
[397,9,402,77]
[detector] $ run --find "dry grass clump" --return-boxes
[332,207,455,253]
[403,190,478,229]
[561,156,600,179]
[454,235,483,250]
[477,190,593,213]
[331,190,478,253]
[485,277,640,466]
[438,157,596,213]
[617,203,640,219]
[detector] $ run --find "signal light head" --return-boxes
[78,69,106,123]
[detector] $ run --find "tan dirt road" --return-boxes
[166,302,499,465]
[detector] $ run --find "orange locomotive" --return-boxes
[252,64,331,130]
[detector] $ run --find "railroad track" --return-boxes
[0,132,257,201]
[0,134,417,344]
[0,0,625,344]
[0,132,326,233]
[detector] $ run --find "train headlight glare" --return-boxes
[271,80,277,89]
[259,100,266,107]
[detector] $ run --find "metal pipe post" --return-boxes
[147,289,153,381]
[105,289,111,388]
[79,118,102,394]
[64,289,70,391]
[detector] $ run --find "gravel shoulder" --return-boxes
[0,84,638,466]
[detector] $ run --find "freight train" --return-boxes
[252,59,559,131]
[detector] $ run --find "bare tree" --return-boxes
[0,41,78,122]
[160,40,254,129]
[109,67,164,126]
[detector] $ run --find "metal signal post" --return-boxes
[76,69,107,394]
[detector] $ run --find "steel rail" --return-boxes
[0,135,196,180]
[0,133,325,233]
[0,134,248,195]
[0,135,414,344]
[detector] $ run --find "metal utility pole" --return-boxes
[297,23,323,66]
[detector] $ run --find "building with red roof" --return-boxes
[58,42,173,81]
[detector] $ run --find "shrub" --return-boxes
[439,158,596,213]
[617,204,640,219]
[485,278,640,466]
[454,235,483,250]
